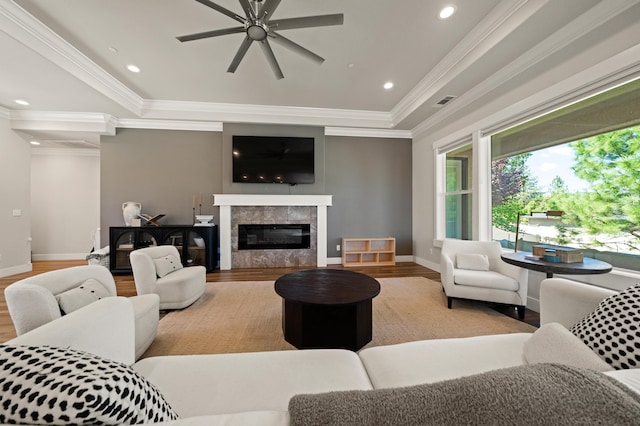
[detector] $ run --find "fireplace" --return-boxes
[238,224,311,250]
[214,194,332,270]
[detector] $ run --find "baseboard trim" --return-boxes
[31,253,87,261]
[0,263,32,278]
[414,256,440,272]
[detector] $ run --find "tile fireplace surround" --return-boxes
[213,194,333,270]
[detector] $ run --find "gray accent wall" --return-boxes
[100,125,412,261]
[325,136,412,257]
[100,129,223,245]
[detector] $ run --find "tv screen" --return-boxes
[232,136,315,184]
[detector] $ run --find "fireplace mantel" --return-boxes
[213,194,333,270]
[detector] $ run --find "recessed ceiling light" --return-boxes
[14,99,30,106]
[439,5,456,19]
[126,64,141,73]
[347,63,355,68]
[108,46,118,53]
[383,82,394,90]
[30,140,40,146]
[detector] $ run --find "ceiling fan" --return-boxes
[177,0,344,79]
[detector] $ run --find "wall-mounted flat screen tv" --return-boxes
[232,136,315,184]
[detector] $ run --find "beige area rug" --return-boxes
[142,277,536,358]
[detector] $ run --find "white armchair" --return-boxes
[4,265,159,360]
[440,239,528,319]
[130,245,206,310]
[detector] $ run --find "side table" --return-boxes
[500,251,612,278]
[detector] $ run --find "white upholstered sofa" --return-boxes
[3,278,639,425]
[130,245,206,310]
[4,264,159,360]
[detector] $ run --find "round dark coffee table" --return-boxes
[274,269,381,351]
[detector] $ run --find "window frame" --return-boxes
[434,131,492,243]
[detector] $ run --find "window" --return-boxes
[490,78,640,271]
[445,144,472,240]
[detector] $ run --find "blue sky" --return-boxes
[526,143,590,193]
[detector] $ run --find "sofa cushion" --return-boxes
[154,411,289,426]
[133,349,373,417]
[456,253,490,271]
[0,345,178,425]
[453,269,519,291]
[153,254,183,278]
[358,333,531,389]
[569,283,640,370]
[523,323,613,372]
[55,278,110,314]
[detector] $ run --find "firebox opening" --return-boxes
[238,224,311,250]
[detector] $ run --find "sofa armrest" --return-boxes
[4,283,63,335]
[5,297,136,365]
[540,278,616,328]
[439,254,455,291]
[130,251,159,295]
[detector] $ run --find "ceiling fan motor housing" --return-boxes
[246,20,269,41]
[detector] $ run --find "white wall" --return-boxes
[0,116,32,277]
[31,150,100,260]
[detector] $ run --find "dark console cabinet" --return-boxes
[109,226,218,275]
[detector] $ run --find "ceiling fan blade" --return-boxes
[238,0,255,20]
[195,0,246,23]
[259,40,284,79]
[270,32,324,64]
[259,0,282,22]
[269,14,344,31]
[227,36,254,73]
[177,26,245,42]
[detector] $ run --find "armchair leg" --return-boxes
[447,297,453,309]
[516,305,526,320]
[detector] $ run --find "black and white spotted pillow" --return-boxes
[569,283,640,370]
[0,345,179,425]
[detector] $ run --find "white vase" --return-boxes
[122,202,142,226]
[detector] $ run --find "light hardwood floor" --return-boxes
[0,261,537,342]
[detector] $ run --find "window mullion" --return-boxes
[473,131,491,241]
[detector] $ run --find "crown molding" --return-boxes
[142,100,393,129]
[420,44,640,147]
[411,0,640,138]
[117,119,223,132]
[0,106,9,120]
[10,111,116,135]
[391,0,541,126]
[8,111,411,139]
[0,1,144,115]
[325,127,412,139]
[31,148,99,157]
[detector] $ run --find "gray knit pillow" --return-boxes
[569,283,640,370]
[0,345,178,425]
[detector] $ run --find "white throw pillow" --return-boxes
[523,323,613,372]
[153,254,183,278]
[55,278,110,314]
[456,253,490,271]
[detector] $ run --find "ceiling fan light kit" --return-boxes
[177,0,344,79]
